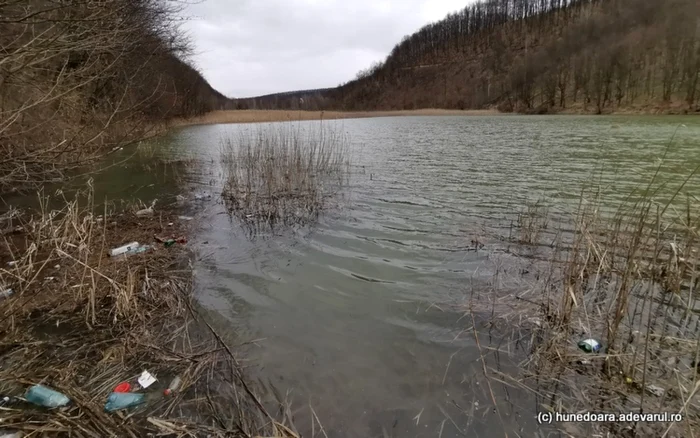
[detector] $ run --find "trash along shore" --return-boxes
[0,188,298,437]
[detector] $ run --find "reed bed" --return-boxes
[475,163,700,436]
[220,122,350,230]
[0,185,298,437]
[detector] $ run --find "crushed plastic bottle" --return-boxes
[104,392,145,412]
[163,376,181,396]
[578,338,602,353]
[25,384,70,408]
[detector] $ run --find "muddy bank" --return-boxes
[0,191,297,437]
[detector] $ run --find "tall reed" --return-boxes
[515,158,700,436]
[220,121,350,229]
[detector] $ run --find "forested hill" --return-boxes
[239,0,700,114]
[1,1,231,190]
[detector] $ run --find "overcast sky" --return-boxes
[181,0,470,98]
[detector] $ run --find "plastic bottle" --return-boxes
[104,392,145,412]
[128,245,151,254]
[109,242,139,257]
[25,385,70,408]
[163,376,181,396]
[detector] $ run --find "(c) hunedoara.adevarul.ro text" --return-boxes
[537,411,683,424]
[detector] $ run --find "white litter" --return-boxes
[138,370,157,388]
[109,242,139,257]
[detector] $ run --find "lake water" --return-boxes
[13,115,700,437]
[161,115,699,438]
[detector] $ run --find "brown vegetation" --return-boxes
[0,187,298,437]
[238,0,700,115]
[220,122,349,231]
[477,161,700,436]
[173,108,500,126]
[0,1,229,193]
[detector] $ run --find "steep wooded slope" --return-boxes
[239,0,700,114]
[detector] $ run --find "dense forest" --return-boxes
[0,0,229,191]
[232,88,335,111]
[237,0,700,114]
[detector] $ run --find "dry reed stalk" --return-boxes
[496,158,700,436]
[220,121,350,231]
[0,185,300,437]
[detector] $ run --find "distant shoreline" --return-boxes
[170,107,697,127]
[170,108,503,126]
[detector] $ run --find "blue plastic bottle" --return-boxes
[25,384,70,408]
[104,392,145,412]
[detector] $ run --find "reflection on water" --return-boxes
[7,115,698,437]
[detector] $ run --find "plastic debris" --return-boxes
[578,338,602,353]
[164,237,187,248]
[0,288,13,299]
[0,396,20,406]
[6,261,16,267]
[25,384,70,408]
[178,216,193,221]
[104,392,145,412]
[137,370,156,388]
[128,245,151,255]
[0,431,23,438]
[163,376,181,396]
[194,192,212,200]
[646,384,665,397]
[114,382,131,393]
[109,242,139,257]
[135,208,154,217]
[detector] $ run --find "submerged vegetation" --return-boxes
[221,122,350,230]
[485,159,700,436]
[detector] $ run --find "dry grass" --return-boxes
[220,121,350,230]
[481,160,700,436]
[171,109,501,127]
[0,185,299,437]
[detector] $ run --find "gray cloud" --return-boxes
[181,0,469,98]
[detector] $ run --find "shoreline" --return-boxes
[0,190,293,436]
[170,108,502,127]
[171,107,698,128]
